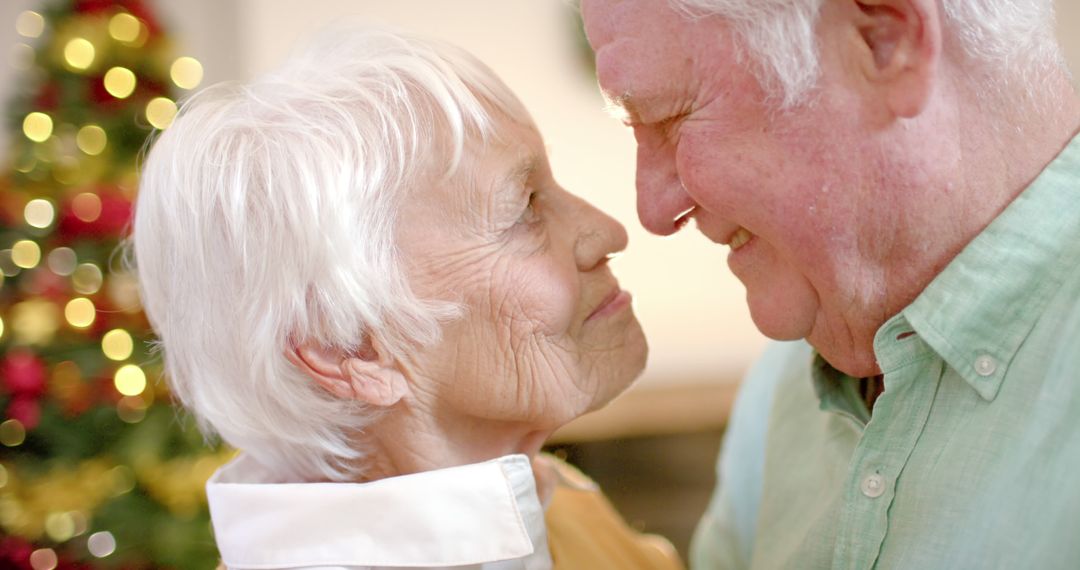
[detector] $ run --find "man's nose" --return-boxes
[635,142,696,236]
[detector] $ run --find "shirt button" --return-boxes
[974,355,997,376]
[861,474,886,498]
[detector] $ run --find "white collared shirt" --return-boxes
[207,453,552,570]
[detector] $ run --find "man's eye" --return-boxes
[520,192,540,224]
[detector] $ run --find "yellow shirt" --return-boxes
[544,456,684,570]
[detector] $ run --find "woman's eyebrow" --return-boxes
[498,154,539,198]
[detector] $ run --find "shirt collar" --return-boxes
[901,133,1080,401]
[207,453,550,569]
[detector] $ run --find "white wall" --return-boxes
[2,1,1079,390]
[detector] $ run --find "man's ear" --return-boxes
[285,337,412,408]
[850,0,942,119]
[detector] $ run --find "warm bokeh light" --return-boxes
[10,42,36,71]
[117,396,147,423]
[77,124,108,155]
[45,512,76,542]
[72,262,104,295]
[108,12,141,43]
[24,198,56,228]
[12,240,42,269]
[11,299,60,345]
[15,11,45,38]
[102,329,134,361]
[65,297,96,328]
[72,192,103,222]
[0,419,26,447]
[0,315,5,339]
[146,97,177,129]
[63,38,95,70]
[87,531,117,558]
[114,364,147,396]
[23,112,53,142]
[29,548,58,570]
[103,66,137,99]
[47,247,77,276]
[170,56,204,89]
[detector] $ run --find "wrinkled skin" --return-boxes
[378,114,647,472]
[579,0,1056,376]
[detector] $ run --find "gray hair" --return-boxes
[671,0,1064,108]
[132,28,530,482]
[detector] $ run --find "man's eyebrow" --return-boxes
[602,90,637,124]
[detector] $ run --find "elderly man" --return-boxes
[582,0,1080,568]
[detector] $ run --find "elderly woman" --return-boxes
[133,29,679,569]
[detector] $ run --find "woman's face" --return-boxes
[398,115,647,429]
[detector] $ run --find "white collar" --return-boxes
[207,453,551,569]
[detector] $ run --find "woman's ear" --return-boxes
[848,0,942,118]
[285,337,412,408]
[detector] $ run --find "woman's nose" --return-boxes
[572,195,629,272]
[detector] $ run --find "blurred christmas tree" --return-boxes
[0,1,231,568]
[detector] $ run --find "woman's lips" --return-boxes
[586,289,632,322]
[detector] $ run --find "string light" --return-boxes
[45,511,77,542]
[117,396,147,423]
[87,531,117,558]
[0,315,4,338]
[12,240,42,269]
[29,549,58,570]
[65,297,96,328]
[102,329,134,361]
[77,124,108,155]
[23,112,53,142]
[0,419,26,447]
[170,56,203,89]
[63,38,95,70]
[146,97,177,129]
[72,192,103,222]
[10,43,35,70]
[103,67,136,99]
[15,11,45,38]
[114,364,146,396]
[108,465,135,496]
[108,13,141,43]
[24,199,56,228]
[72,263,103,294]
[11,300,60,345]
[47,247,77,276]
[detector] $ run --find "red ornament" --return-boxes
[0,536,33,569]
[0,349,47,398]
[6,397,41,430]
[57,190,133,239]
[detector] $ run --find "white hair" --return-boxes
[671,0,1064,108]
[132,28,530,482]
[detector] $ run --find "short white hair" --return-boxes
[132,28,530,482]
[671,0,1064,108]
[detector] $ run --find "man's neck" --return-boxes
[816,72,1080,378]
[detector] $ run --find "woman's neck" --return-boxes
[355,404,553,482]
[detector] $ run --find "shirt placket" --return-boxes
[832,317,943,570]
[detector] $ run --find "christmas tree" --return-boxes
[0,1,230,567]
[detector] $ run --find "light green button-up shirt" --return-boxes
[691,134,1080,570]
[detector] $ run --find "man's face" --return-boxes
[583,0,911,371]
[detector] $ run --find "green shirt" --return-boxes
[691,133,1080,570]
